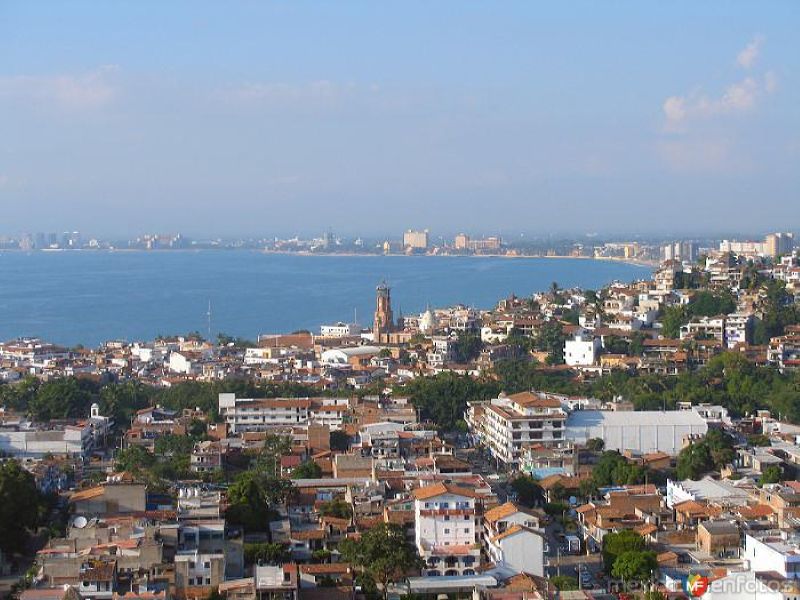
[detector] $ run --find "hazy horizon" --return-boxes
[1,2,798,236]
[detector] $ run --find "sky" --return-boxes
[0,2,798,238]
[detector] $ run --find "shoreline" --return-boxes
[0,248,657,270]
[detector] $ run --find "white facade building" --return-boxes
[566,410,708,456]
[564,334,601,366]
[413,482,481,577]
[218,393,349,433]
[743,533,800,579]
[319,322,360,337]
[470,391,568,468]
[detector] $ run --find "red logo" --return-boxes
[686,574,709,597]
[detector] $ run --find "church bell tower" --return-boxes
[373,282,394,342]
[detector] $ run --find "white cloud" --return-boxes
[737,35,763,69]
[661,37,777,130]
[0,65,118,110]
[220,80,361,107]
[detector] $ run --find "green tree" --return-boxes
[243,542,291,565]
[291,460,322,479]
[510,474,543,507]
[611,550,657,585]
[536,321,568,364]
[319,499,353,520]
[453,331,483,363]
[550,575,578,591]
[760,465,783,486]
[402,371,498,431]
[330,430,351,452]
[602,530,645,573]
[661,306,688,339]
[226,471,292,532]
[339,523,423,600]
[586,438,605,452]
[0,461,43,556]
[115,445,156,473]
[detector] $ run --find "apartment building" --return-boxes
[403,229,429,250]
[218,394,349,433]
[680,315,726,343]
[482,502,545,577]
[768,326,800,373]
[467,391,568,468]
[725,312,753,348]
[412,482,481,577]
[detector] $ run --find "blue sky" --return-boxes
[1,2,798,238]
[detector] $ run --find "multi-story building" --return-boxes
[0,404,113,461]
[680,315,726,343]
[468,391,568,468]
[564,334,601,366]
[190,440,223,473]
[724,312,753,348]
[319,322,361,338]
[482,502,546,576]
[403,229,429,250]
[218,394,349,433]
[764,232,794,258]
[768,326,800,373]
[412,482,481,577]
[743,532,800,579]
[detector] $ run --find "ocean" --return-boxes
[0,251,650,346]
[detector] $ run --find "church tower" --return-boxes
[373,282,394,342]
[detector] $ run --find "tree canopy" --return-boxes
[0,461,44,556]
[339,523,423,599]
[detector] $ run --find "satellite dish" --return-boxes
[73,516,88,529]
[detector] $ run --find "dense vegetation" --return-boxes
[0,376,326,427]
[675,429,735,480]
[0,461,47,557]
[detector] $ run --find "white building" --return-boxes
[743,532,800,579]
[319,322,360,337]
[665,476,752,509]
[482,502,545,577]
[403,229,429,250]
[566,410,708,456]
[469,391,568,468]
[680,315,726,343]
[218,393,349,433]
[0,404,112,461]
[564,334,601,367]
[412,482,481,577]
[320,346,381,366]
[704,570,783,600]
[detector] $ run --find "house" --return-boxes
[563,334,601,367]
[412,482,481,577]
[697,520,740,558]
[482,502,546,577]
[70,481,146,516]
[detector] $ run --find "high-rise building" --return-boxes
[454,233,469,250]
[403,229,429,250]
[661,241,697,263]
[373,282,394,341]
[765,232,794,258]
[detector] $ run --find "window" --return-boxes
[204,562,211,569]
[444,528,450,534]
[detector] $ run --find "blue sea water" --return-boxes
[0,251,650,346]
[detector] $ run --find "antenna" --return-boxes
[206,300,213,341]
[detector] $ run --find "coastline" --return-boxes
[0,247,657,270]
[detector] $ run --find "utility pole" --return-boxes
[206,300,213,341]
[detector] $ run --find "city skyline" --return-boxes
[1,2,798,236]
